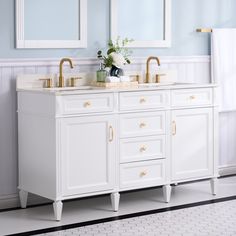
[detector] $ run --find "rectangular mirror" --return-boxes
[16,0,87,48]
[110,0,171,48]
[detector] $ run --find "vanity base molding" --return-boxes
[17,83,218,221]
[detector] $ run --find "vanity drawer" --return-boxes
[119,91,167,111]
[171,88,212,107]
[57,93,114,115]
[120,111,165,138]
[120,160,165,189]
[120,135,166,163]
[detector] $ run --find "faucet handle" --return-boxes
[129,75,140,82]
[39,78,53,88]
[68,77,82,87]
[155,74,166,83]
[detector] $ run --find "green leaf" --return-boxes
[125,58,131,64]
[107,48,116,55]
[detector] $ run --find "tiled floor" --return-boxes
[1,176,236,236]
[40,199,236,236]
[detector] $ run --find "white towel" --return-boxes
[120,76,130,82]
[105,76,120,83]
[211,29,236,112]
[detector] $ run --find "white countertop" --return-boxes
[17,83,218,96]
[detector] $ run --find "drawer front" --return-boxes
[120,160,165,189]
[119,91,167,111]
[171,88,212,107]
[120,136,166,163]
[57,93,114,115]
[120,111,165,138]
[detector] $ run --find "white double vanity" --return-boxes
[17,76,218,221]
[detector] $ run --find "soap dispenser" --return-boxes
[96,63,107,82]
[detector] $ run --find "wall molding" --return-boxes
[0,55,210,68]
[0,193,51,210]
[219,165,236,177]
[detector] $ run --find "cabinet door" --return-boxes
[60,115,116,196]
[171,108,213,181]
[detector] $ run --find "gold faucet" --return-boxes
[58,58,74,87]
[146,56,161,83]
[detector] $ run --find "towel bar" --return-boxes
[196,28,212,33]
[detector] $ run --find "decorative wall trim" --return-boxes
[0,194,19,210]
[0,56,210,67]
[219,165,236,177]
[0,193,51,210]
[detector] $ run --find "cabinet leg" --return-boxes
[163,184,171,203]
[19,190,28,208]
[110,192,120,212]
[210,177,218,195]
[53,201,63,221]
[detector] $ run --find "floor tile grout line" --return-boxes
[5,195,236,236]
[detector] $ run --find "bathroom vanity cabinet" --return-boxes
[17,82,218,221]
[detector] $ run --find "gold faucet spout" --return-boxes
[59,58,74,87]
[146,56,161,83]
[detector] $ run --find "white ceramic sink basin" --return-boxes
[44,86,93,92]
[138,82,194,88]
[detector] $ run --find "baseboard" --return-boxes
[0,193,51,210]
[219,165,236,176]
[0,194,19,209]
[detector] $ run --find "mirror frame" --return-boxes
[15,0,87,48]
[110,0,171,48]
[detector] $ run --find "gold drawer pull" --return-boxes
[140,97,147,104]
[189,95,196,100]
[140,145,147,153]
[109,125,114,142]
[139,122,147,128]
[140,170,147,177]
[172,121,176,135]
[84,101,91,107]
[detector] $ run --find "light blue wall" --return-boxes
[0,0,236,58]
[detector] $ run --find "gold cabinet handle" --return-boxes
[140,97,147,104]
[109,125,114,142]
[39,78,53,88]
[189,95,196,100]
[139,122,147,129]
[140,170,147,177]
[172,121,176,135]
[84,101,91,108]
[140,145,147,153]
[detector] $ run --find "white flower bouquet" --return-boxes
[97,37,133,70]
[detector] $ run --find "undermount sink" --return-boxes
[44,86,93,92]
[138,82,194,88]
